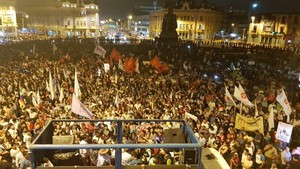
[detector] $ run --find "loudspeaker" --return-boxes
[184,149,197,164]
[164,128,186,143]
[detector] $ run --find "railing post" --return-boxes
[30,149,35,169]
[197,147,202,169]
[115,120,123,169]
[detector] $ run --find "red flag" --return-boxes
[150,56,162,70]
[110,48,122,65]
[124,57,136,73]
[158,63,170,74]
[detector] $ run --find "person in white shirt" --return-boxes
[281,146,292,169]
[15,149,26,168]
[79,137,90,165]
[198,133,206,147]
[242,154,253,169]
[121,149,132,165]
[201,119,209,129]
[96,149,111,166]
[206,134,215,148]
[254,149,265,168]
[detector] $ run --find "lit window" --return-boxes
[66,4,69,7]
[91,5,95,9]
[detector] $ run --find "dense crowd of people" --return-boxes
[0,38,300,169]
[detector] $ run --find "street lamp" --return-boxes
[248,3,258,20]
[21,13,29,30]
[127,15,133,31]
[251,16,256,44]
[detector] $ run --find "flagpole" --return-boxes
[240,102,243,114]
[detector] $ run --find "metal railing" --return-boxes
[30,119,202,169]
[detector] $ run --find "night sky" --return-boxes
[100,0,300,19]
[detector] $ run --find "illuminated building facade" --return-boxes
[17,0,100,38]
[149,0,223,41]
[247,13,300,46]
[0,0,17,40]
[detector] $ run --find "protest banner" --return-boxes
[275,122,293,143]
[235,113,264,134]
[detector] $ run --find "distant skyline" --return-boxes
[100,0,300,19]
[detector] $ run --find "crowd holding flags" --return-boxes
[233,84,254,107]
[71,94,93,119]
[71,68,94,119]
[109,48,122,65]
[276,89,292,122]
[224,82,294,132]
[93,45,106,57]
[150,55,170,74]
[49,71,55,100]
[74,69,81,97]
[124,57,136,73]
[225,87,236,106]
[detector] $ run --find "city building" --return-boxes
[149,0,223,41]
[16,0,100,38]
[247,13,300,46]
[129,0,164,38]
[0,0,18,41]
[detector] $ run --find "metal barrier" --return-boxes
[30,119,202,169]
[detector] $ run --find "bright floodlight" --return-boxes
[252,3,258,8]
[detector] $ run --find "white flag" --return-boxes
[276,89,292,122]
[49,71,55,100]
[37,90,40,105]
[185,112,198,122]
[225,87,236,106]
[115,74,118,84]
[118,59,124,71]
[32,92,38,107]
[71,94,93,119]
[234,85,242,101]
[59,87,64,103]
[104,63,110,73]
[268,105,275,131]
[46,80,50,92]
[114,92,119,107]
[238,84,254,107]
[74,69,81,97]
[135,58,140,73]
[93,45,106,57]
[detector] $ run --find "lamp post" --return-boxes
[251,16,256,44]
[128,15,133,31]
[21,14,29,30]
[247,3,258,43]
